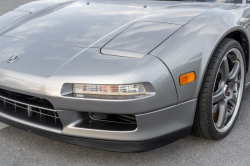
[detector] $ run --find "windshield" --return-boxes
[155,0,242,3]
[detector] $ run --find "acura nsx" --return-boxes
[0,0,249,152]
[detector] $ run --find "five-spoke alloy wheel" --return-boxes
[192,38,246,139]
[212,48,244,132]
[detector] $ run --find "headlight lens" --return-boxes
[73,84,145,95]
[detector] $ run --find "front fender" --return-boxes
[150,6,250,103]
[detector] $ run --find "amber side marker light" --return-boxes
[180,72,195,85]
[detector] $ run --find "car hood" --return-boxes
[0,0,214,48]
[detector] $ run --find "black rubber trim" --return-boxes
[0,116,191,152]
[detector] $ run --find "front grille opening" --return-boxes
[90,113,136,124]
[0,88,54,109]
[75,112,137,131]
[0,95,63,131]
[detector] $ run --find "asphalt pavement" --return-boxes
[1,1,250,166]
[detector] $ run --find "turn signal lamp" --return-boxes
[180,72,195,85]
[73,84,145,95]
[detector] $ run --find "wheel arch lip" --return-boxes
[150,7,250,103]
[196,27,250,100]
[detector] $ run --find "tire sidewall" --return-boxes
[199,39,246,139]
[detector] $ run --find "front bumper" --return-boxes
[0,39,196,151]
[58,99,197,141]
[0,116,191,152]
[0,93,196,152]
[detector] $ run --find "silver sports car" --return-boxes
[0,0,249,152]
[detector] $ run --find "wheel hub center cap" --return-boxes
[224,85,230,96]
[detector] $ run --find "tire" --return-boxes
[192,38,246,139]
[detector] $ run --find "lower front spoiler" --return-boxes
[0,116,191,152]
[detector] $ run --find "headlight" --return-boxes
[73,84,145,95]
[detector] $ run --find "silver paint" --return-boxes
[101,22,182,58]
[151,4,250,102]
[57,99,197,141]
[0,11,30,30]
[0,0,250,142]
[0,44,178,114]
